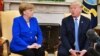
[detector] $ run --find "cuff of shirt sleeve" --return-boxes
[69,49,73,52]
[38,44,41,47]
[82,50,87,52]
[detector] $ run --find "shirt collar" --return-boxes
[73,15,81,25]
[73,15,81,21]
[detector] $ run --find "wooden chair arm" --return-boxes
[1,37,11,55]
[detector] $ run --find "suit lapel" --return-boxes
[78,15,84,38]
[21,16,31,30]
[29,19,33,31]
[69,16,75,38]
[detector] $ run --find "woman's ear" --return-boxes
[23,11,26,15]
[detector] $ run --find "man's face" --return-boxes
[70,4,82,17]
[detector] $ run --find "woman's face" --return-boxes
[23,9,34,18]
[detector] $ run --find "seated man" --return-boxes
[58,1,91,56]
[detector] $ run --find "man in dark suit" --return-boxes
[58,1,91,56]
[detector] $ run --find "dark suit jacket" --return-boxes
[60,15,91,51]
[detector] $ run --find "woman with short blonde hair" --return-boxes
[10,3,44,56]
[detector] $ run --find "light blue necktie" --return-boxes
[74,18,80,51]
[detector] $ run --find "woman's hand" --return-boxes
[27,43,41,49]
[27,45,34,49]
[32,43,41,49]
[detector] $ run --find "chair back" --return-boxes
[1,10,20,42]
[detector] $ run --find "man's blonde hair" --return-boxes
[70,1,82,7]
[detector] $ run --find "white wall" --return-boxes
[4,0,100,27]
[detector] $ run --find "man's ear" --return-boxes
[80,7,82,12]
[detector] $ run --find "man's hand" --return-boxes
[79,50,87,56]
[69,49,77,56]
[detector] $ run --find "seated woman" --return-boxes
[10,3,44,56]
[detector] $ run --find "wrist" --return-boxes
[81,50,87,53]
[27,45,31,48]
[34,43,41,47]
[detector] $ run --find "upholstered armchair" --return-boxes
[0,10,48,56]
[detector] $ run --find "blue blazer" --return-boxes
[10,16,43,52]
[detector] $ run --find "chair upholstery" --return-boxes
[54,51,58,56]
[0,10,48,56]
[1,10,20,42]
[1,10,21,56]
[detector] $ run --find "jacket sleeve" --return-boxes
[12,18,28,47]
[84,19,91,50]
[34,18,43,45]
[96,41,100,52]
[60,19,71,50]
